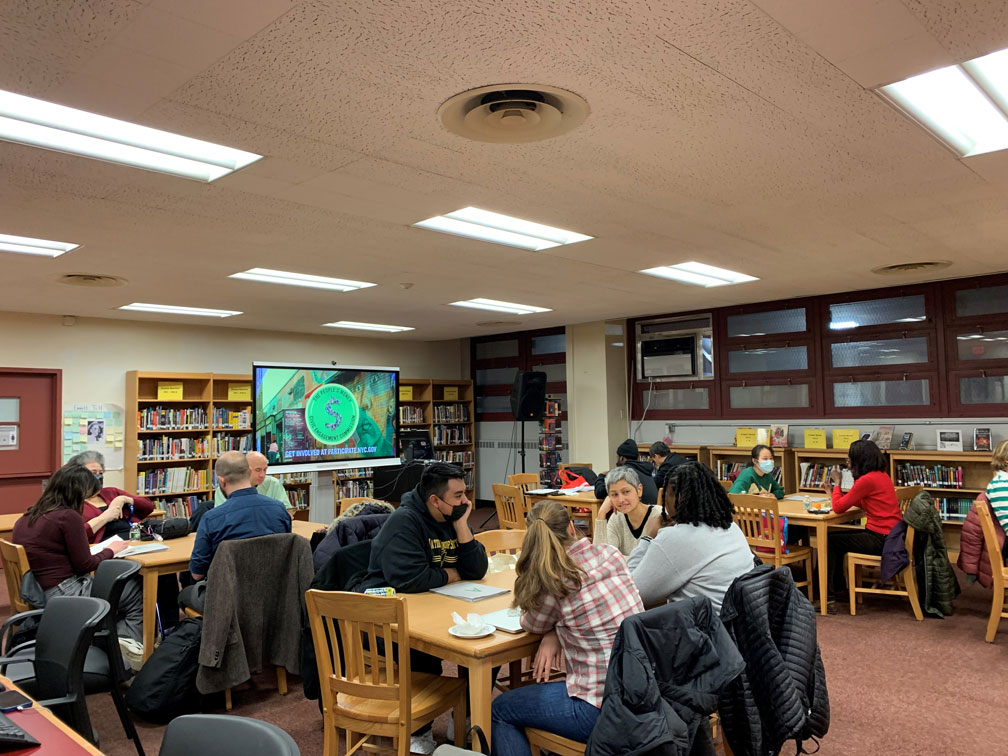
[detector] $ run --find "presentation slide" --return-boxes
[253,364,398,469]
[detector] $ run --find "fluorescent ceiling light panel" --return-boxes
[323,321,414,333]
[414,207,592,251]
[0,89,261,181]
[0,232,79,257]
[450,298,552,315]
[119,303,241,318]
[640,262,758,287]
[229,268,375,292]
[878,50,1008,157]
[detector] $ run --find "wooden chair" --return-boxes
[559,463,592,471]
[975,499,1008,642]
[507,473,539,492]
[335,496,371,517]
[730,495,814,601]
[527,729,585,756]
[492,484,527,530]
[305,589,466,756]
[719,480,733,492]
[475,528,525,555]
[0,540,33,615]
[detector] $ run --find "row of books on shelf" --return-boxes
[895,464,965,489]
[540,451,562,468]
[278,473,312,484]
[799,463,842,489]
[161,496,201,518]
[540,436,562,450]
[212,435,251,455]
[334,467,372,479]
[433,426,471,444]
[400,406,424,424]
[337,480,373,498]
[934,497,973,521]
[286,487,309,509]
[137,436,210,461]
[544,399,562,416]
[137,407,207,431]
[435,450,474,466]
[433,404,470,422]
[716,461,783,485]
[463,470,474,489]
[136,467,209,496]
[540,417,561,433]
[213,408,249,429]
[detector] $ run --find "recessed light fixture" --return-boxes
[450,298,552,315]
[322,321,414,333]
[414,207,592,251]
[640,262,758,287]
[119,303,241,318]
[877,46,1008,157]
[229,268,375,292]
[0,232,79,257]
[0,89,261,181]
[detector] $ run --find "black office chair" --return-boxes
[0,596,110,744]
[158,714,300,756]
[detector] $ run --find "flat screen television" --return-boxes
[253,362,401,473]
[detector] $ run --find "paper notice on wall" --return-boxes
[63,403,125,469]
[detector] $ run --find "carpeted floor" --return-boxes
[6,505,1008,755]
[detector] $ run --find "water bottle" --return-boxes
[129,522,142,543]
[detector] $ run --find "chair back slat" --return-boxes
[508,473,539,492]
[0,539,32,615]
[729,494,783,562]
[492,484,526,530]
[976,498,1006,593]
[475,528,525,555]
[894,486,924,513]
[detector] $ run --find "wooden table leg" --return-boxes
[140,568,159,661]
[468,662,493,748]
[816,521,829,615]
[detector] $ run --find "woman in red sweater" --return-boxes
[68,451,154,541]
[824,439,902,613]
[13,465,143,644]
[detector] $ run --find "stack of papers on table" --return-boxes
[527,485,594,496]
[430,582,510,602]
[90,535,169,558]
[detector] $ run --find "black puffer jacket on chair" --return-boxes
[717,565,829,756]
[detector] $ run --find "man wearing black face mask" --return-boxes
[354,462,488,594]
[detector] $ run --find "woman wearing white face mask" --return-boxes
[728,444,784,499]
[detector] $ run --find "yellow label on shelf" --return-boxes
[832,428,861,450]
[157,382,184,400]
[443,386,459,401]
[399,385,413,401]
[227,384,251,401]
[735,428,758,447]
[804,429,827,449]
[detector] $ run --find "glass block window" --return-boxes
[728,346,808,373]
[729,384,810,409]
[830,337,928,368]
[726,308,806,338]
[475,339,518,360]
[956,331,1008,361]
[475,367,518,386]
[530,362,566,383]
[828,295,925,331]
[960,375,1008,404]
[955,285,1008,318]
[475,395,512,414]
[833,379,930,407]
[644,387,710,411]
[531,333,565,355]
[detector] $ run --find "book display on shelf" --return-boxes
[974,428,992,452]
[888,450,991,531]
[538,397,563,487]
[770,424,788,448]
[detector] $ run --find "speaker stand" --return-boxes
[519,420,527,473]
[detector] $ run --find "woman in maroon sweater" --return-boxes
[824,439,902,613]
[68,451,154,542]
[13,465,143,643]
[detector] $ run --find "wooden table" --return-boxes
[125,518,325,661]
[399,569,539,747]
[0,675,105,754]
[524,491,601,536]
[0,512,21,544]
[779,497,862,615]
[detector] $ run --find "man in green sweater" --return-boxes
[214,450,288,507]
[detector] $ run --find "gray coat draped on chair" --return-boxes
[196,533,314,694]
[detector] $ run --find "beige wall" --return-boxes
[0,311,464,487]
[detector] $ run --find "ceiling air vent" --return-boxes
[871,261,951,276]
[438,84,589,143]
[58,273,127,287]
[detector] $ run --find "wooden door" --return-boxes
[0,368,61,515]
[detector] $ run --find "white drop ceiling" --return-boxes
[2,0,1007,340]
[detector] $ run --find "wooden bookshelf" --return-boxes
[707,445,795,493]
[888,449,990,536]
[792,448,851,493]
[210,373,252,460]
[636,443,710,469]
[431,379,475,495]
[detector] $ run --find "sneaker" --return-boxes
[118,637,144,672]
[410,730,436,755]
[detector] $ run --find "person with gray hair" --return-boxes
[67,450,155,542]
[179,451,291,613]
[212,450,288,508]
[593,466,664,556]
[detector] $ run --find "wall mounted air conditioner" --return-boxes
[635,314,714,381]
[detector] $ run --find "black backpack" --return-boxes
[125,617,203,721]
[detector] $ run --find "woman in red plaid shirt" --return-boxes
[490,500,643,756]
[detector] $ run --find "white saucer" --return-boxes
[448,624,495,639]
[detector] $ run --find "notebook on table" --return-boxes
[481,608,524,633]
[429,582,509,602]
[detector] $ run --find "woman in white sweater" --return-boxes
[593,466,664,556]
[628,461,755,613]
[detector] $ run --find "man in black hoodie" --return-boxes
[355,462,488,593]
[593,438,659,504]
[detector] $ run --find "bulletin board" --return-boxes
[62,403,125,470]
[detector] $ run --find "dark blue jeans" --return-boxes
[490,681,598,756]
